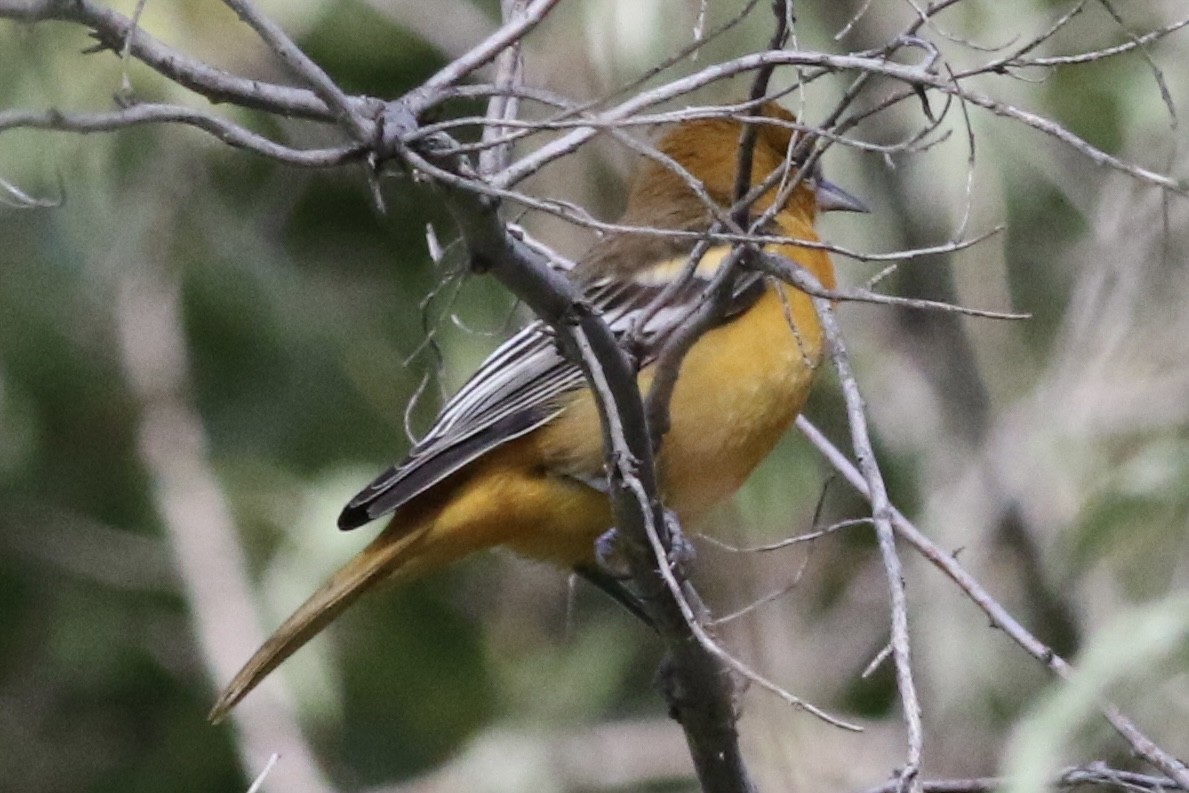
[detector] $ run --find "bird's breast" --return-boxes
[651,281,825,521]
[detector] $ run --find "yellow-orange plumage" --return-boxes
[209,103,859,722]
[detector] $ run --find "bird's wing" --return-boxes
[338,259,768,530]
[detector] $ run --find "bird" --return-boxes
[209,102,867,722]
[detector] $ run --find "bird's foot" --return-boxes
[594,526,632,579]
[596,514,697,579]
[662,509,697,579]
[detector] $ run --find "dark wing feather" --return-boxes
[338,323,575,529]
[338,263,767,530]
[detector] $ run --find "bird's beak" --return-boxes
[815,178,870,213]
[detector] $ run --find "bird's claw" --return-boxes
[663,510,696,578]
[597,513,696,579]
[594,527,633,579]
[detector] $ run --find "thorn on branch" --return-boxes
[914,85,936,123]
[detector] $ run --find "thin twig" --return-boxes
[802,281,924,792]
[628,479,863,733]
[757,251,1027,320]
[0,0,364,120]
[698,517,872,554]
[855,765,1186,793]
[0,105,364,166]
[492,50,1185,194]
[478,0,528,176]
[796,417,1189,789]
[414,0,560,104]
[1020,16,1189,66]
[221,0,369,140]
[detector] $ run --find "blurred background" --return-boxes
[1,1,1188,792]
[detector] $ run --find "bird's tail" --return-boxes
[208,523,430,723]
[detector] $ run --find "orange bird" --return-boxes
[210,102,867,721]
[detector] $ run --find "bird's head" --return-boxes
[621,102,866,231]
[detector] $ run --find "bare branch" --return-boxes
[7,3,1180,196]
[493,49,1185,194]
[756,251,1028,320]
[478,0,529,176]
[220,0,370,140]
[0,174,60,207]
[0,0,361,120]
[630,483,862,735]
[698,517,871,555]
[356,0,493,62]
[0,105,364,166]
[802,278,924,791]
[413,0,561,107]
[1013,13,1189,68]
[1020,16,1189,66]
[796,417,1189,789]
[1094,0,1177,125]
[855,765,1187,793]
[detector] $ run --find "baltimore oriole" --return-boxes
[209,102,867,722]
